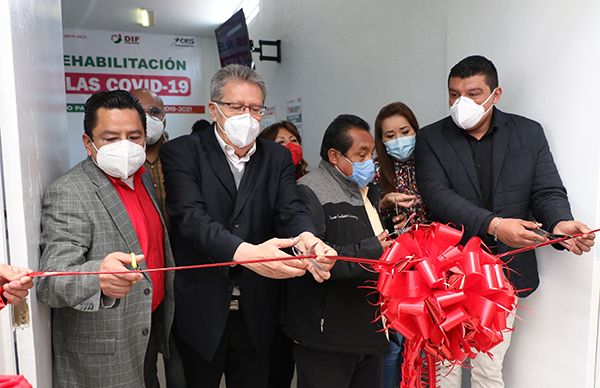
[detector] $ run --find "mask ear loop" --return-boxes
[211,102,229,134]
[87,135,104,169]
[480,87,498,113]
[460,88,498,127]
[87,135,104,171]
[86,134,100,153]
[212,102,227,118]
[333,151,352,177]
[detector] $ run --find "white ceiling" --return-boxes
[61,0,244,37]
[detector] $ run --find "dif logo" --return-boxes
[111,33,140,45]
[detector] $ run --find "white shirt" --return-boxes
[214,128,256,188]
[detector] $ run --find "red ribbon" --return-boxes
[0,376,32,388]
[27,226,596,279]
[28,255,383,278]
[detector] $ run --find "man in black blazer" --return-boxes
[415,55,594,388]
[160,64,334,388]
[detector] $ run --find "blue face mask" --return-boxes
[341,154,375,188]
[384,135,416,161]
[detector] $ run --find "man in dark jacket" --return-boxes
[160,64,334,388]
[285,114,391,388]
[415,55,595,388]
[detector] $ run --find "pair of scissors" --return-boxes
[292,241,325,271]
[530,227,571,241]
[386,213,416,241]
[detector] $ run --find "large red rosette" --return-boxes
[376,223,516,387]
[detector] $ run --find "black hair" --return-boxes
[320,114,370,160]
[191,119,212,133]
[83,90,146,139]
[448,55,498,91]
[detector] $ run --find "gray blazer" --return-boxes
[37,158,175,388]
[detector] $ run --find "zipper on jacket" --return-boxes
[320,318,324,333]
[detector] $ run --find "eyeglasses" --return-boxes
[213,101,267,116]
[145,106,165,120]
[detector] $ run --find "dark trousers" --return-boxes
[144,305,187,388]
[165,333,187,388]
[294,344,382,388]
[144,308,162,388]
[268,327,295,388]
[175,310,270,388]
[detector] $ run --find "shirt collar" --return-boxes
[457,106,500,139]
[214,127,257,168]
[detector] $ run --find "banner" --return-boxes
[63,29,215,166]
[63,29,205,115]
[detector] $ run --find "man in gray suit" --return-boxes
[37,90,174,388]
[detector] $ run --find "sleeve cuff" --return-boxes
[481,214,496,237]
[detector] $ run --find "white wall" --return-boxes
[0,0,69,386]
[249,1,600,386]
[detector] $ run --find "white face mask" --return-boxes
[214,104,260,148]
[145,114,165,145]
[449,89,497,130]
[90,139,146,179]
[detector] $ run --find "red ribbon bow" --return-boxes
[376,223,516,387]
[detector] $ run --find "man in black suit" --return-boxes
[160,64,335,388]
[415,55,595,387]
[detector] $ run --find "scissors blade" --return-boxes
[531,227,570,240]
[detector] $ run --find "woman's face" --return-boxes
[275,128,300,146]
[381,115,416,142]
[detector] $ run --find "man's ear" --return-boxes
[208,102,219,123]
[82,133,93,157]
[492,87,503,104]
[327,148,339,166]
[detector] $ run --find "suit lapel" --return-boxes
[443,121,482,200]
[490,110,513,197]
[82,159,145,270]
[201,129,237,200]
[233,143,264,219]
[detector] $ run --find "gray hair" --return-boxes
[210,64,267,102]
